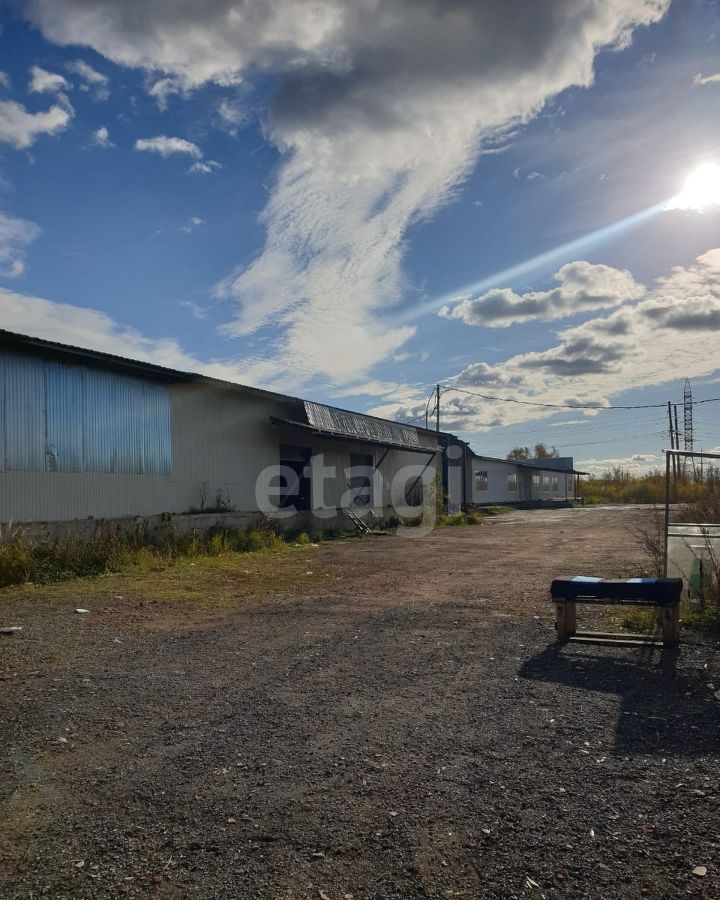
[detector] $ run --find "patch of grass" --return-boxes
[478,506,514,517]
[436,512,484,527]
[0,524,291,589]
[622,602,720,636]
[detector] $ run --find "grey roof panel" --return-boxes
[304,401,423,450]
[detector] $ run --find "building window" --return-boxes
[550,475,559,492]
[507,473,519,492]
[475,470,488,491]
[542,474,551,491]
[532,473,541,489]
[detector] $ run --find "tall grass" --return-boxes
[0,523,288,589]
[580,466,705,505]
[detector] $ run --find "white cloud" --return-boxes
[181,216,205,233]
[439,261,645,328]
[694,72,720,86]
[22,0,671,384]
[188,159,222,175]
[0,98,72,148]
[65,59,109,100]
[0,72,10,90]
[28,65,70,94]
[217,98,247,134]
[0,212,42,278]
[91,125,114,147]
[148,76,182,110]
[134,135,202,158]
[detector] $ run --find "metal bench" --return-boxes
[550,576,683,647]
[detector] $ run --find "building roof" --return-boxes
[271,400,437,453]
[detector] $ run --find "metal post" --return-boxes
[435,383,440,432]
[674,404,681,479]
[663,450,671,577]
[667,402,676,483]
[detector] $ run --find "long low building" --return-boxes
[0,329,586,535]
[440,435,586,511]
[0,330,440,535]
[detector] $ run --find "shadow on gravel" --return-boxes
[519,642,720,758]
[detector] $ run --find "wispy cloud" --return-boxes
[0,211,41,278]
[181,216,205,233]
[23,0,670,388]
[694,72,720,86]
[134,135,202,158]
[28,64,70,95]
[91,125,114,148]
[188,159,222,175]
[66,59,109,100]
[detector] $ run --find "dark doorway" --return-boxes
[278,445,312,511]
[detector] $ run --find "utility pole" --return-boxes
[674,404,681,479]
[436,383,440,432]
[667,401,677,483]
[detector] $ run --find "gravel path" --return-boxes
[1,507,719,899]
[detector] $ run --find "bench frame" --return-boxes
[552,582,681,648]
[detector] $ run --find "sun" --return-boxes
[666,161,720,211]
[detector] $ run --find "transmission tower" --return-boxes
[684,378,695,477]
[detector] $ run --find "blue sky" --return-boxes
[1,0,720,474]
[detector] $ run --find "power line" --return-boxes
[444,386,720,411]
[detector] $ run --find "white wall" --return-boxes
[468,457,574,505]
[469,458,524,504]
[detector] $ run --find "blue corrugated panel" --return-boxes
[2,353,46,471]
[0,350,172,474]
[46,361,84,472]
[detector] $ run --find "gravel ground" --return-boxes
[1,506,719,899]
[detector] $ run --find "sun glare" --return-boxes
[666,161,720,211]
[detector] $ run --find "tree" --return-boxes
[533,442,559,459]
[507,446,531,460]
[506,443,559,461]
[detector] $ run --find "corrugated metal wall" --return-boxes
[0,351,171,475]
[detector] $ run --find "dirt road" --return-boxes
[2,507,719,899]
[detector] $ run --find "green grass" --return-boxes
[478,506,515,516]
[0,524,290,589]
[622,603,720,636]
[436,511,484,527]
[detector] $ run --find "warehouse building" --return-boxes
[440,434,585,510]
[0,330,440,535]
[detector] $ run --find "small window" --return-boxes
[542,474,551,491]
[550,475,559,492]
[532,473,541,488]
[507,473,519,492]
[475,469,488,491]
